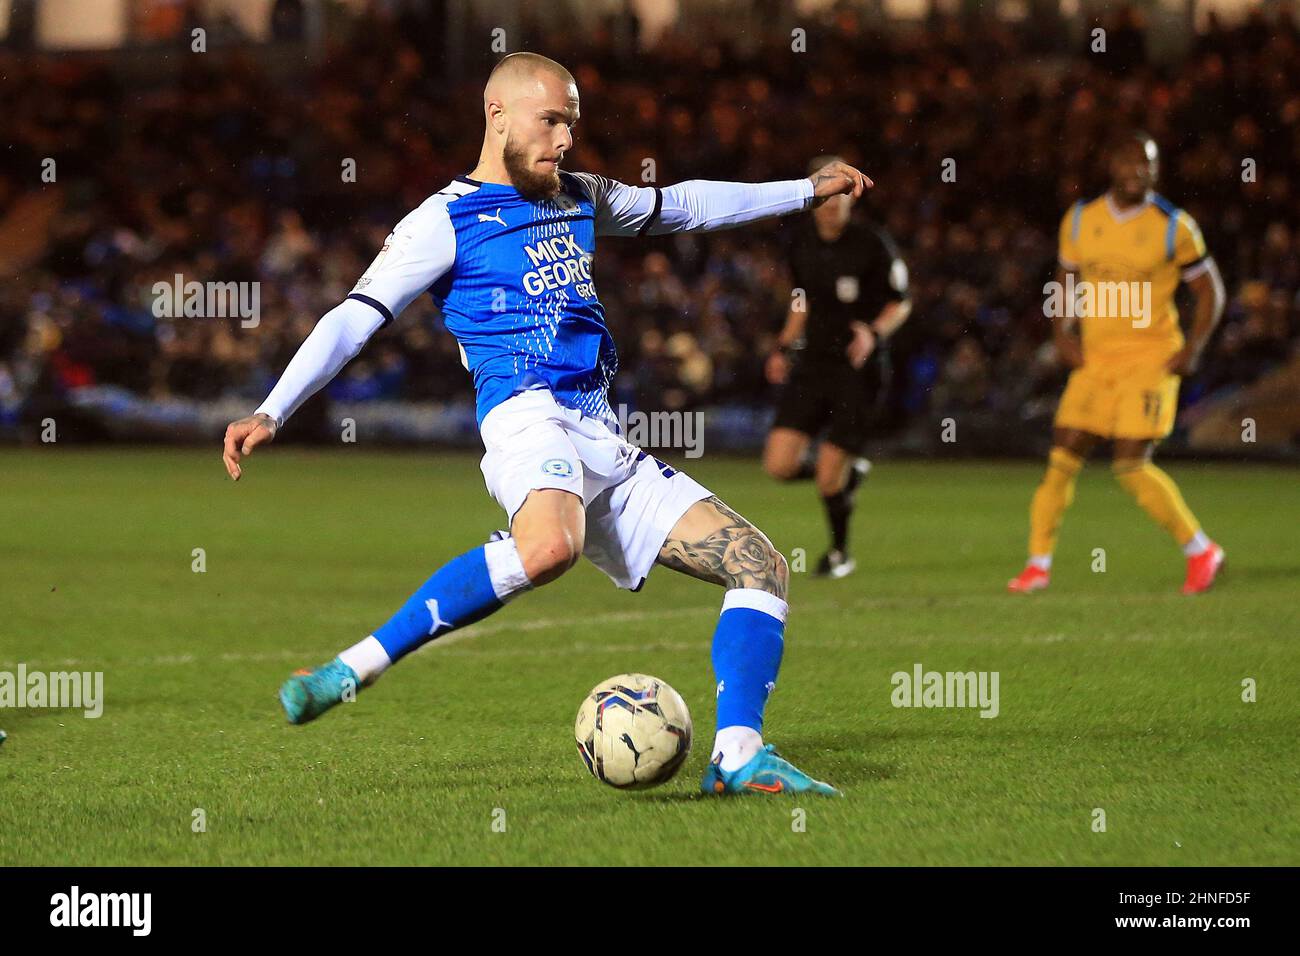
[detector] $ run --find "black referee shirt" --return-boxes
[783,217,908,362]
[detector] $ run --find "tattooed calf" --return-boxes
[657,496,788,599]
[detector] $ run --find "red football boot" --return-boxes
[1182,543,1225,595]
[1007,564,1050,594]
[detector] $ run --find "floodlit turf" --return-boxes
[1,447,1296,866]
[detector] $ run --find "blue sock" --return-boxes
[372,538,531,662]
[712,589,787,732]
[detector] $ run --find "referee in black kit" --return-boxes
[763,155,911,579]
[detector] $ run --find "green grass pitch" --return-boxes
[1,448,1296,865]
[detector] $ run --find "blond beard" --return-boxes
[503,136,562,201]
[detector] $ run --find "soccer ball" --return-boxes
[574,674,692,790]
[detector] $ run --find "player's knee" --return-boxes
[1111,459,1145,496]
[814,474,845,498]
[728,524,788,597]
[755,542,789,597]
[772,548,790,592]
[518,530,582,586]
[763,453,801,481]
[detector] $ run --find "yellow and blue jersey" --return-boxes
[1057,193,1209,366]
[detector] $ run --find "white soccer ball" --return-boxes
[574,674,692,790]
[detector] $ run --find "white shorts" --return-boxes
[479,389,713,590]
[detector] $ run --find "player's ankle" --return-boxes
[338,637,390,685]
[712,725,763,772]
[1182,530,1211,558]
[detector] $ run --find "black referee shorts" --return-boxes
[771,356,887,454]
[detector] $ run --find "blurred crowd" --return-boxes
[1,2,1298,446]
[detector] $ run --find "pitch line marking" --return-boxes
[0,593,1224,669]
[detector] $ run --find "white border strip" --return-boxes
[720,587,789,623]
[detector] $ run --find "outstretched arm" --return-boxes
[255,301,386,428]
[222,299,385,480]
[574,159,871,237]
[222,194,456,481]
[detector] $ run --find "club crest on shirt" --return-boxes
[353,239,393,292]
[836,275,860,303]
[541,458,575,478]
[551,193,580,213]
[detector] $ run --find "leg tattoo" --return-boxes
[657,496,788,598]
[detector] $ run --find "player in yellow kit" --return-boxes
[1008,132,1227,595]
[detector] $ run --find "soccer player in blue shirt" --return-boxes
[222,53,870,796]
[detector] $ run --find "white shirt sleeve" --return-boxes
[253,194,457,426]
[569,172,813,237]
[254,297,386,426]
[348,194,457,318]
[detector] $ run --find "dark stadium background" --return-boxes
[3,2,1299,883]
[1,0,1296,458]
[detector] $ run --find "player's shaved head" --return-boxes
[1111,130,1159,164]
[484,53,576,104]
[475,53,579,201]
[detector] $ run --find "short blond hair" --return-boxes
[486,52,575,94]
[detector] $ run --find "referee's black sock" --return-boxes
[821,489,852,554]
[846,461,866,496]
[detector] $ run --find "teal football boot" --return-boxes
[279,658,361,724]
[701,743,842,796]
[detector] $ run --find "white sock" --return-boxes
[338,635,391,684]
[1182,530,1211,558]
[484,534,532,601]
[711,725,763,773]
[1029,554,1052,572]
